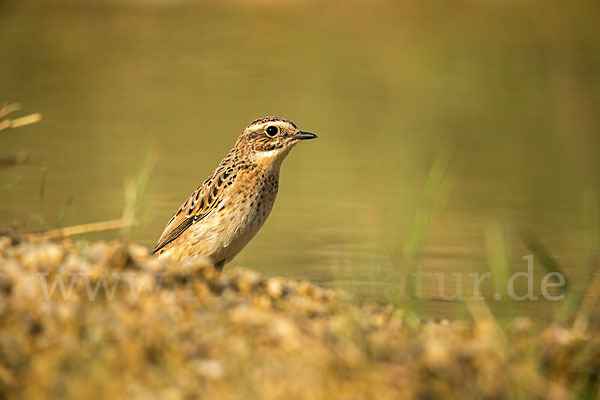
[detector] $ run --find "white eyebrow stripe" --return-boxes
[249,121,290,130]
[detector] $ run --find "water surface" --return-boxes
[1,0,599,318]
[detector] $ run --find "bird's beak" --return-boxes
[293,131,318,140]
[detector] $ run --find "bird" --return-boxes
[152,116,317,270]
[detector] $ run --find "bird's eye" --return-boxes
[265,125,279,137]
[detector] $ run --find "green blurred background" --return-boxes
[1,0,599,318]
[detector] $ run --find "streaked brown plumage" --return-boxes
[153,116,317,270]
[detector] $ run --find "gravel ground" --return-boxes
[0,237,598,399]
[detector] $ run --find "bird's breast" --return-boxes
[207,169,279,262]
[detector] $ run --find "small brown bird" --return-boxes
[153,116,317,270]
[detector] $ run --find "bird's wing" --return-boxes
[152,162,239,254]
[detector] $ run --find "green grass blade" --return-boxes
[38,169,48,229]
[0,175,21,192]
[56,194,76,228]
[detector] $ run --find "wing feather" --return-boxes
[152,158,239,254]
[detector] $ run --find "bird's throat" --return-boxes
[250,146,293,171]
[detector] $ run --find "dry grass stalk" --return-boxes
[0,102,42,132]
[23,218,136,240]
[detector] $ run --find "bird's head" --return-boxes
[237,116,317,165]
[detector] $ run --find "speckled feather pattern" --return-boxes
[153,117,315,270]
